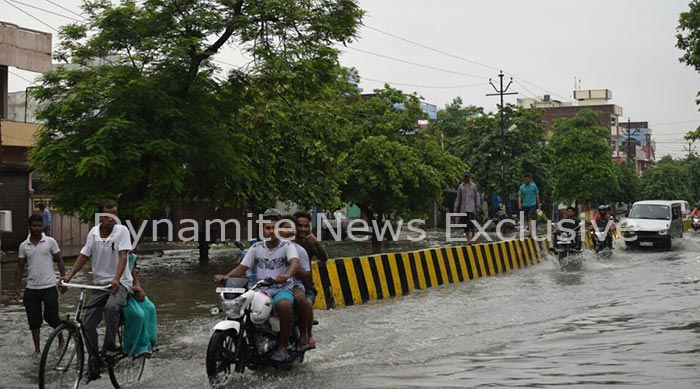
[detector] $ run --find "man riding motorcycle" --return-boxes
[589,204,615,249]
[551,206,582,252]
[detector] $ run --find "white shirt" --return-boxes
[241,239,299,289]
[80,225,134,289]
[18,234,60,289]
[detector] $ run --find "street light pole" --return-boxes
[487,71,517,212]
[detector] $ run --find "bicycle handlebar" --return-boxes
[59,281,112,290]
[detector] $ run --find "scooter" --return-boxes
[692,216,700,231]
[206,278,309,386]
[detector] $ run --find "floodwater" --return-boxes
[2,231,700,388]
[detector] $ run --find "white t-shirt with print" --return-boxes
[80,225,134,289]
[241,239,299,290]
[18,234,61,289]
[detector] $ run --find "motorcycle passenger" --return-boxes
[589,204,615,249]
[214,209,300,362]
[278,215,314,352]
[553,206,582,250]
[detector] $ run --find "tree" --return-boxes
[614,159,640,205]
[430,97,483,139]
[338,87,466,237]
[640,156,692,201]
[442,104,551,214]
[548,110,619,206]
[29,0,364,221]
[677,0,700,107]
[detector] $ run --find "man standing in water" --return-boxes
[14,214,66,353]
[518,173,541,233]
[453,171,481,244]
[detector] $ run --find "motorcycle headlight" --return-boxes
[658,229,669,235]
[222,296,245,318]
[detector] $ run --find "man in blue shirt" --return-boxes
[38,203,52,237]
[518,173,541,232]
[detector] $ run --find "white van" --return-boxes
[672,200,691,220]
[620,200,683,249]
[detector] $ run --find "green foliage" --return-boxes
[640,156,693,201]
[683,155,700,202]
[430,97,483,138]
[548,109,620,205]
[338,87,466,221]
[614,160,640,204]
[442,104,551,208]
[29,0,363,221]
[678,0,700,107]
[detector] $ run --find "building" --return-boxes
[517,89,655,174]
[0,22,51,252]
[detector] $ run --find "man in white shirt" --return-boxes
[14,214,66,353]
[214,209,300,362]
[63,200,133,365]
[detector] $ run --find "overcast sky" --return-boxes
[3,0,699,157]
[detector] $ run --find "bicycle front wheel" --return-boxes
[39,323,84,389]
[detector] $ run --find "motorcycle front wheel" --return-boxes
[206,329,241,386]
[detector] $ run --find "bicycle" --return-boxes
[38,281,148,389]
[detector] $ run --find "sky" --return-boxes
[2,0,699,158]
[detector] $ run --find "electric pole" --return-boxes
[486,71,517,213]
[624,118,638,165]
[684,139,697,159]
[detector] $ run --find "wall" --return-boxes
[310,238,548,310]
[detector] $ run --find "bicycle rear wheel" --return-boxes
[108,353,147,388]
[108,323,147,389]
[39,323,84,389]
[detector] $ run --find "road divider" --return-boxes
[310,238,551,310]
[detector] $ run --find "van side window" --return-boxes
[672,206,681,220]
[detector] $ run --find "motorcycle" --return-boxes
[591,225,614,259]
[692,216,700,231]
[206,277,308,385]
[552,224,583,271]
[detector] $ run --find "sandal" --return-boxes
[296,344,310,353]
[308,338,316,350]
[271,351,290,362]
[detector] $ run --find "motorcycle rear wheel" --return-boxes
[206,329,241,386]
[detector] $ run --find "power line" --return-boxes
[2,0,58,32]
[512,79,539,100]
[361,77,488,89]
[8,0,80,21]
[345,47,490,79]
[8,70,36,84]
[364,24,570,101]
[43,0,86,20]
[364,25,501,73]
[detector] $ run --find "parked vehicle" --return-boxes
[620,200,683,249]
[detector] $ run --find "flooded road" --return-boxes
[2,232,700,388]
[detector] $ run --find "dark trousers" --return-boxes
[24,287,61,330]
[83,286,128,352]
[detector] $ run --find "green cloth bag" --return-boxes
[122,253,158,356]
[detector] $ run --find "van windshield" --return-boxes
[629,204,670,220]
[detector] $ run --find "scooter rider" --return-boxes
[589,204,615,248]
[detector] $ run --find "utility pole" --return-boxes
[684,139,697,159]
[486,71,517,212]
[623,118,639,165]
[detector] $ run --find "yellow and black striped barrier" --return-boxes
[310,238,551,310]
